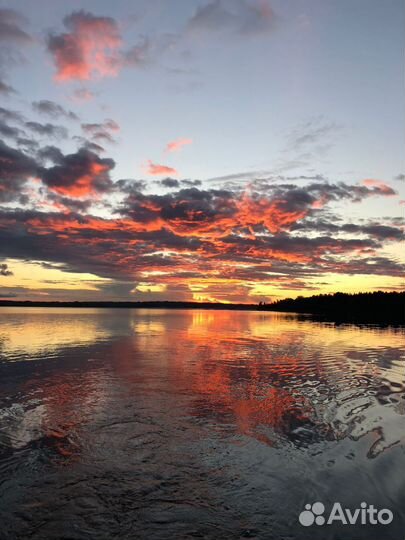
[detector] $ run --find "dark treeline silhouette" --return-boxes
[260,291,405,323]
[0,291,403,323]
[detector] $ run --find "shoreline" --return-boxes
[0,300,403,326]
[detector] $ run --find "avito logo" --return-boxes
[299,502,393,527]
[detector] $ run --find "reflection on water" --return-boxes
[0,308,404,539]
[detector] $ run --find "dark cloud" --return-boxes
[0,106,27,143]
[0,9,32,44]
[187,0,274,36]
[293,219,404,241]
[0,263,12,276]
[0,140,38,203]
[266,180,397,207]
[181,179,202,186]
[32,100,79,121]
[40,147,115,197]
[25,121,68,140]
[160,178,180,188]
[72,136,105,154]
[16,137,39,153]
[37,145,65,165]
[114,179,146,193]
[81,118,119,144]
[330,257,405,278]
[0,10,32,93]
[0,120,23,139]
[0,106,24,124]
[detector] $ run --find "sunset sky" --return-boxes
[0,0,404,303]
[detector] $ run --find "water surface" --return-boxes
[0,308,404,539]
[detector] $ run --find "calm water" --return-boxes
[0,308,404,540]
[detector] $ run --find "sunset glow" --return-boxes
[0,1,403,302]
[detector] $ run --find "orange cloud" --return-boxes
[145,160,178,176]
[41,148,115,198]
[166,138,192,153]
[50,162,110,197]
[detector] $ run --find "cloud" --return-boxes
[47,10,148,82]
[119,180,396,239]
[160,178,180,188]
[103,119,119,132]
[0,9,32,44]
[0,80,15,95]
[1,101,72,141]
[187,0,274,36]
[0,106,24,124]
[362,179,396,196]
[145,161,178,176]
[275,118,342,173]
[16,137,39,153]
[72,137,105,154]
[0,10,32,94]
[81,118,120,144]
[123,38,150,67]
[293,218,404,241]
[32,100,79,121]
[181,179,202,187]
[25,121,68,140]
[0,191,402,300]
[0,120,24,139]
[166,138,192,153]
[47,11,122,81]
[71,87,95,102]
[0,140,38,203]
[0,263,13,276]
[40,147,115,197]
[287,117,342,151]
[37,145,64,164]
[0,151,403,301]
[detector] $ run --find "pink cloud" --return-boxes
[362,179,395,195]
[48,11,122,81]
[166,138,192,153]
[47,11,149,82]
[47,11,123,81]
[145,160,178,176]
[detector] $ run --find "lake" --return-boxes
[0,308,404,539]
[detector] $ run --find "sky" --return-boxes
[0,0,404,303]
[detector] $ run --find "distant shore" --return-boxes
[0,291,404,325]
[0,300,255,310]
